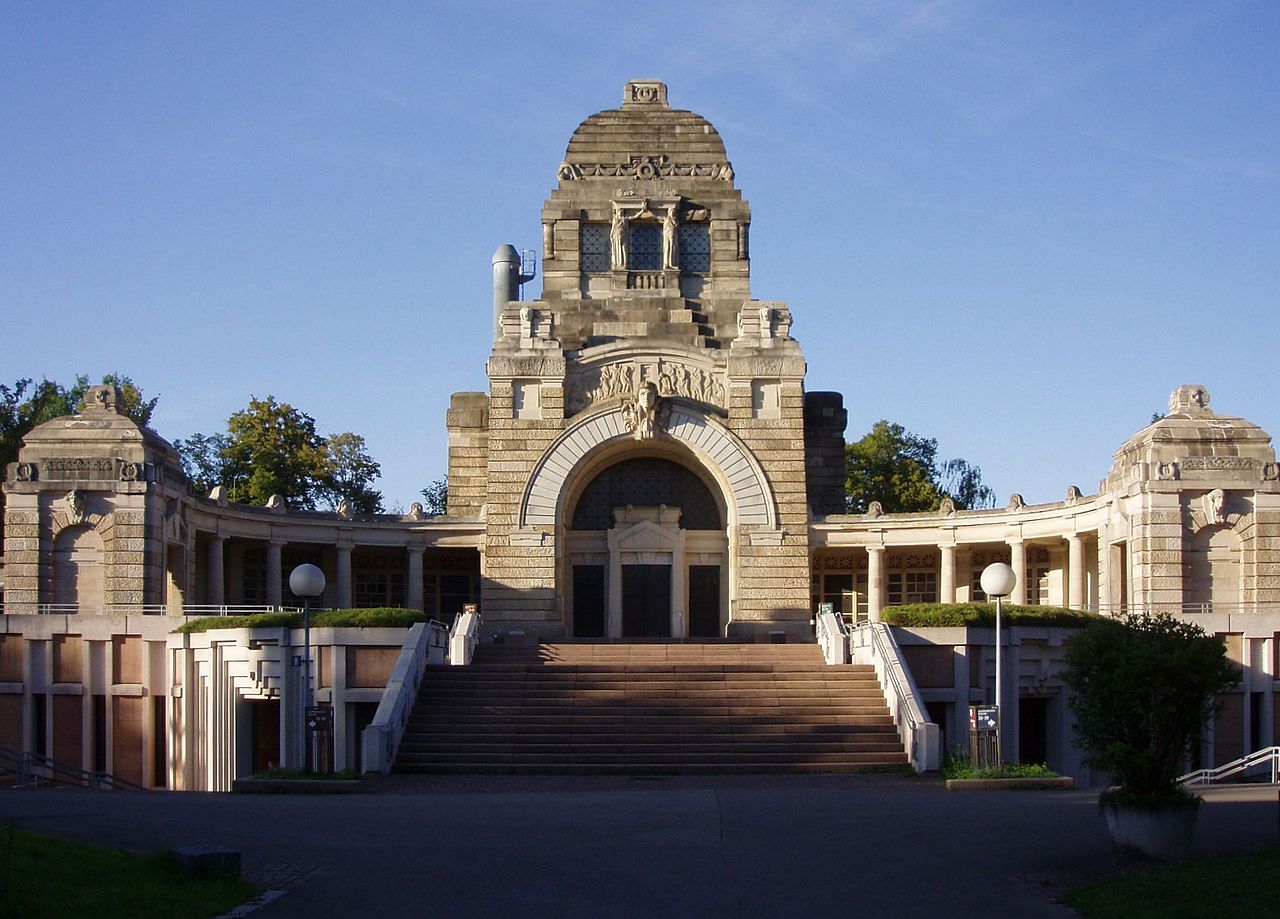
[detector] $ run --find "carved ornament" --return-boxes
[1181,457,1253,471]
[1007,493,1026,511]
[67,489,85,525]
[41,457,115,481]
[487,355,566,378]
[558,157,734,183]
[1203,489,1227,526]
[14,462,35,482]
[620,382,671,441]
[566,358,725,415]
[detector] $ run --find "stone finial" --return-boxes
[623,79,668,107]
[266,494,287,514]
[938,496,956,516]
[1007,493,1026,511]
[866,500,884,519]
[336,499,353,520]
[1168,384,1211,416]
[1065,485,1082,504]
[83,384,123,414]
[408,502,425,520]
[209,485,229,506]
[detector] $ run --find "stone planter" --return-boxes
[1103,801,1199,862]
[945,776,1074,791]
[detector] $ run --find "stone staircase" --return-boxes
[394,642,909,774]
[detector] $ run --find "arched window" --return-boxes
[570,458,722,530]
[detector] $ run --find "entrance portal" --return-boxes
[622,565,672,637]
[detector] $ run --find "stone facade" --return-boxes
[2,81,1279,786]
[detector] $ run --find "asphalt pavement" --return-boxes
[3,774,1277,918]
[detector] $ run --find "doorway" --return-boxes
[688,565,721,638]
[622,565,671,637]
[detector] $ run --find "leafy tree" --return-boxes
[420,478,448,516]
[173,432,230,496]
[317,432,383,514]
[844,420,995,513]
[1062,612,1237,806]
[176,398,385,512]
[220,396,327,509]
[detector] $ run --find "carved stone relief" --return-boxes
[558,157,734,182]
[1203,488,1227,526]
[620,382,671,441]
[565,358,725,415]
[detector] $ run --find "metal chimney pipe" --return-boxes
[492,244,520,340]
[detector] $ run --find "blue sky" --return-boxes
[3,1,1277,510]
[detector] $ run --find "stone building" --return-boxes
[2,80,1278,788]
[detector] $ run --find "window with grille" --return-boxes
[581,223,609,272]
[628,223,662,270]
[354,571,405,609]
[241,548,266,602]
[570,457,722,530]
[887,571,938,605]
[678,223,710,273]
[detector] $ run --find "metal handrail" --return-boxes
[850,622,941,772]
[0,744,147,791]
[1,603,282,617]
[1179,746,1280,786]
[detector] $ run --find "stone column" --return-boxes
[1067,535,1085,610]
[406,544,425,612]
[940,544,957,604]
[1097,538,1112,614]
[1008,540,1026,605]
[336,543,353,610]
[207,536,226,607]
[867,546,886,622]
[266,540,284,609]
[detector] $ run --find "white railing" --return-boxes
[851,622,941,773]
[1,603,280,617]
[815,607,850,665]
[1179,746,1280,786]
[359,620,450,774]
[448,607,482,666]
[1091,603,1280,618]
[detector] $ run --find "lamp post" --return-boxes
[979,562,1017,768]
[289,563,325,773]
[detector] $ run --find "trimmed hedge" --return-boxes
[881,602,1100,628]
[174,607,430,634]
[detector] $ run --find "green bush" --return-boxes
[174,607,429,633]
[882,602,1100,628]
[1062,612,1237,806]
[943,752,1059,780]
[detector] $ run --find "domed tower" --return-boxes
[466,80,821,641]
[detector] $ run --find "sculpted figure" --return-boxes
[622,382,660,441]
[1206,488,1227,525]
[67,489,84,523]
[610,208,628,269]
[662,208,678,269]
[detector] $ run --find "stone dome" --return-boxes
[556,80,732,183]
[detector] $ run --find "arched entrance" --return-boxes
[54,526,104,610]
[564,452,729,639]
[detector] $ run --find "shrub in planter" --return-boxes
[1062,612,1237,860]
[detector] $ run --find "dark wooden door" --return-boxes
[622,565,671,637]
[688,565,721,638]
[573,565,606,637]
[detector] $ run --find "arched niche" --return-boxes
[53,526,105,610]
[1183,525,1241,611]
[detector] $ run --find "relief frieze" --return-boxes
[565,358,725,415]
[487,355,567,378]
[1180,457,1253,471]
[41,457,116,481]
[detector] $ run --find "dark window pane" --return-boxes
[629,223,661,270]
[678,224,710,273]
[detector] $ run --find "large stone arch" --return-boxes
[1183,524,1242,610]
[520,404,776,529]
[53,525,105,608]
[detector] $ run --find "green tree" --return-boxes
[844,420,995,513]
[1062,612,1237,805]
[221,396,327,509]
[420,478,448,516]
[173,432,230,496]
[317,432,384,514]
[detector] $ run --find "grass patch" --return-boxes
[943,753,1058,780]
[1065,843,1280,918]
[175,607,429,633]
[0,824,259,919]
[882,602,1101,629]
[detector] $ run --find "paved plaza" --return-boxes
[2,775,1277,918]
